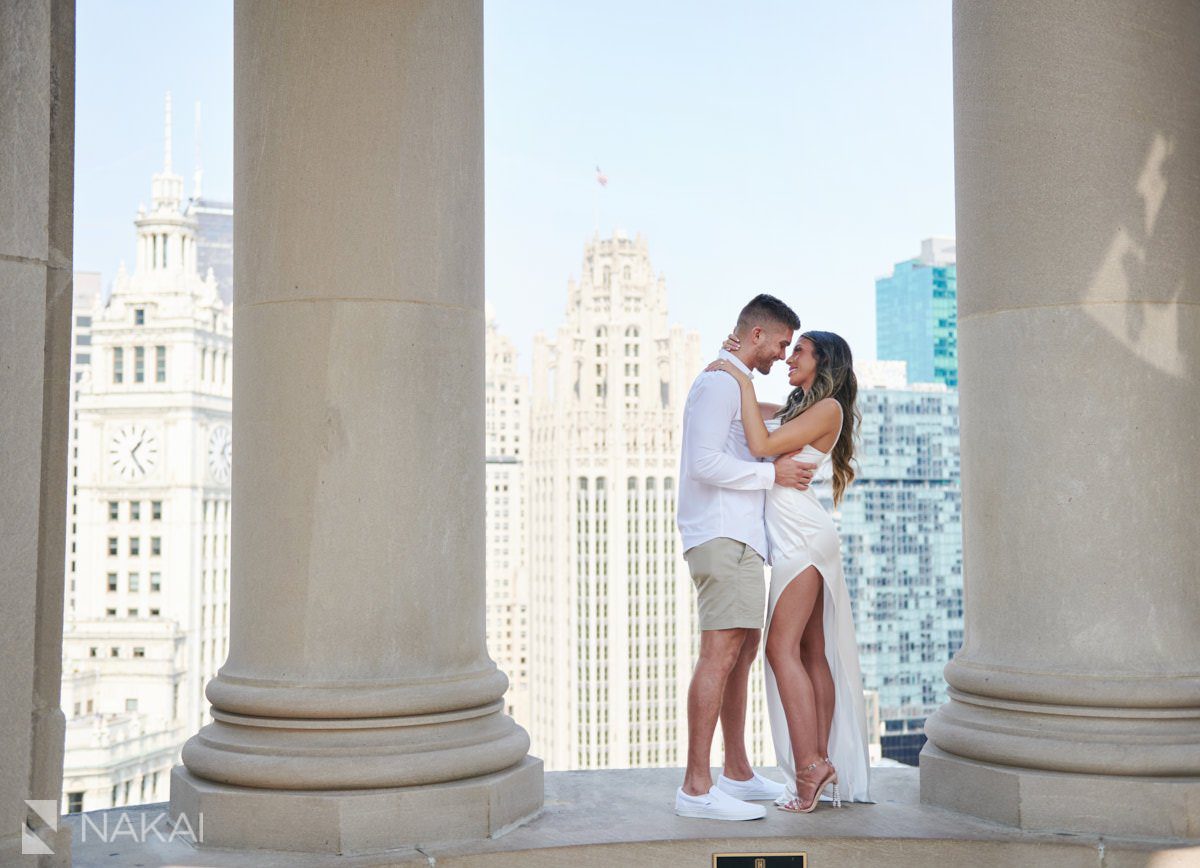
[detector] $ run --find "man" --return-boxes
[674,294,815,820]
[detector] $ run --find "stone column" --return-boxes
[922,0,1200,838]
[169,0,542,854]
[0,1,75,865]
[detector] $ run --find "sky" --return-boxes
[74,0,954,405]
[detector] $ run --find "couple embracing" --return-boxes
[674,294,871,819]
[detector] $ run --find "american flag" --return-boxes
[595,165,608,188]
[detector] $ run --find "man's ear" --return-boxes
[748,325,763,344]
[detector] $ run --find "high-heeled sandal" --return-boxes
[823,755,842,807]
[778,761,838,813]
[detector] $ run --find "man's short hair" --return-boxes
[737,294,801,333]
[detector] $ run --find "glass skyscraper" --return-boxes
[875,237,957,387]
[820,362,963,765]
[188,198,234,306]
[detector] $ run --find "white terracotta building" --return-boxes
[58,95,232,814]
[484,305,530,727]
[525,230,776,770]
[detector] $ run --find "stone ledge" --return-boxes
[65,766,1200,867]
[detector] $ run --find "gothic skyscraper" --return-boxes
[526,230,759,770]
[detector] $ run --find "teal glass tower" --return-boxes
[875,238,957,387]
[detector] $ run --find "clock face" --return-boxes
[208,425,232,484]
[108,423,160,481]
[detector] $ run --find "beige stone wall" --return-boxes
[0,0,75,864]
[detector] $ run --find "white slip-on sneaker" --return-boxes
[716,771,787,801]
[675,785,767,820]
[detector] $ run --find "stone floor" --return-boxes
[66,766,1200,867]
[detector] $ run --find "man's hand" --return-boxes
[773,452,817,490]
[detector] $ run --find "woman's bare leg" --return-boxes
[765,566,827,807]
[800,583,835,759]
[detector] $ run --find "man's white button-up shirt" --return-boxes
[677,349,775,559]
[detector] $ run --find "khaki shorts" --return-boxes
[684,537,766,631]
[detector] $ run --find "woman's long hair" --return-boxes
[775,331,860,505]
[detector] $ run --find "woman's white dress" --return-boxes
[763,417,872,803]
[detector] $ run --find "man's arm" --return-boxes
[685,376,776,490]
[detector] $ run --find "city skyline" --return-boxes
[66,85,957,776]
[60,130,232,813]
[73,0,954,405]
[63,0,960,784]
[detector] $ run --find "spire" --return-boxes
[149,91,184,212]
[164,91,173,174]
[193,99,203,199]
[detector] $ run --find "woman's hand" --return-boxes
[721,333,741,353]
[704,358,752,386]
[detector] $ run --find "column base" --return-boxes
[0,825,72,867]
[920,743,1200,839]
[169,755,543,855]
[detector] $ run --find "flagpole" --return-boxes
[593,164,607,235]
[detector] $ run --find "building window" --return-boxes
[156,345,166,382]
[67,792,83,814]
[130,501,140,521]
[128,572,139,592]
[151,500,163,520]
[106,609,116,618]
[113,347,124,383]
[135,307,145,326]
[127,608,137,617]
[149,607,160,616]
[135,346,145,382]
[150,572,161,592]
[108,501,119,520]
[133,647,145,658]
[150,537,161,556]
[89,646,98,657]
[106,573,117,592]
[125,698,138,712]
[107,537,118,556]
[129,537,140,556]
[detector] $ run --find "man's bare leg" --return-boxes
[718,628,761,781]
[682,627,747,796]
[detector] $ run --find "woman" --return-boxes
[707,330,871,812]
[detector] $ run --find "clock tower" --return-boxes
[60,93,233,812]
